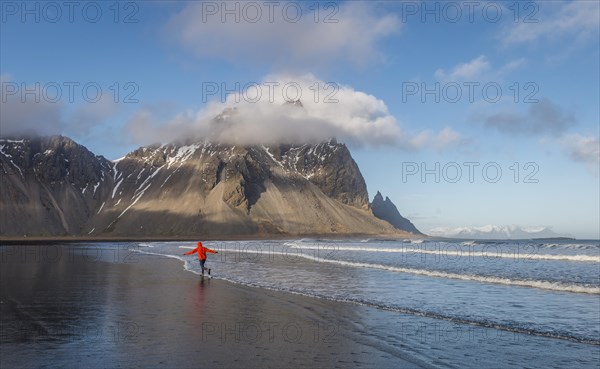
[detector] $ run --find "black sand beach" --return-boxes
[1,244,598,369]
[0,244,424,369]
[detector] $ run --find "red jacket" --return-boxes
[184,242,217,260]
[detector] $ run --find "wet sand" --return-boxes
[2,244,598,369]
[0,244,425,368]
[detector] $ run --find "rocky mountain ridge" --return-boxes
[427,225,568,239]
[0,135,421,238]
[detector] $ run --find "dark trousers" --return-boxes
[199,259,206,273]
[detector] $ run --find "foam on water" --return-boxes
[294,253,600,294]
[286,243,600,263]
[134,246,600,345]
[539,243,599,250]
[178,243,599,293]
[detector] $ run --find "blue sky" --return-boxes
[1,1,599,238]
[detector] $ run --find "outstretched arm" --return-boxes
[205,248,218,254]
[183,247,198,256]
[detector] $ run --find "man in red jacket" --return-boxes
[183,241,218,276]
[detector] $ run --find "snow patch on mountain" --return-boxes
[428,225,572,239]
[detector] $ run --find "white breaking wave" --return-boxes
[129,245,598,344]
[295,253,600,295]
[286,243,600,263]
[180,244,599,294]
[132,248,184,261]
[540,243,599,250]
[131,248,205,276]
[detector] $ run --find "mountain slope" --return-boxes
[92,140,392,236]
[1,136,415,238]
[0,136,114,236]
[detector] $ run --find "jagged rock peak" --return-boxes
[283,99,303,108]
[371,191,422,235]
[214,107,239,123]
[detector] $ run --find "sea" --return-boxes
[132,238,600,359]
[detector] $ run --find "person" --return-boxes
[183,241,218,276]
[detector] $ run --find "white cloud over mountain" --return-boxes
[0,75,120,138]
[124,74,462,150]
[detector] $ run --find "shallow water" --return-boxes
[133,238,600,345]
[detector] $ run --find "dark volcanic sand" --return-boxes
[2,244,597,369]
[0,244,423,369]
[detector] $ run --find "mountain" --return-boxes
[370,191,422,235]
[0,136,416,238]
[0,136,114,236]
[427,225,571,239]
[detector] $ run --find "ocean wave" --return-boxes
[539,243,599,250]
[208,275,599,345]
[131,248,209,276]
[190,270,600,345]
[130,247,600,344]
[295,254,600,295]
[173,245,600,294]
[131,248,185,261]
[285,243,600,263]
[347,299,600,346]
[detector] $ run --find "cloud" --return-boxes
[64,94,120,135]
[123,74,462,151]
[475,99,575,136]
[497,58,528,74]
[559,134,600,172]
[435,55,527,82]
[408,127,465,152]
[501,1,599,46]
[0,75,120,138]
[1,76,64,136]
[435,55,491,81]
[164,1,400,68]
